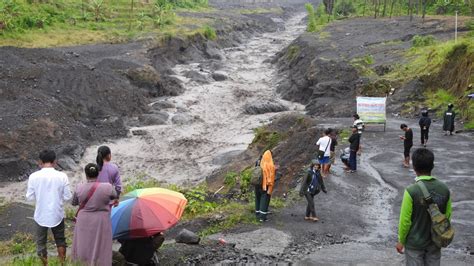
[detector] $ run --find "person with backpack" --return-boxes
[442,104,456,135]
[252,150,276,222]
[418,110,431,147]
[316,129,332,177]
[299,161,327,222]
[396,148,453,265]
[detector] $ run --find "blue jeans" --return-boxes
[349,150,357,171]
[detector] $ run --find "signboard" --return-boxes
[356,97,387,124]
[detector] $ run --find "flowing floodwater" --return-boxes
[72,14,306,185]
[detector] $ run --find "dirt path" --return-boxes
[69,14,306,186]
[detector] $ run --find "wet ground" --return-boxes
[168,117,473,264]
[1,1,473,264]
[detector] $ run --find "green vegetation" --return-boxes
[286,44,300,61]
[305,3,335,33]
[0,233,35,256]
[350,55,376,77]
[223,171,238,187]
[412,35,436,47]
[201,25,216,40]
[305,3,317,32]
[321,0,474,19]
[252,127,285,151]
[425,89,457,116]
[386,35,474,129]
[0,0,211,47]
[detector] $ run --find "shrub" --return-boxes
[305,3,317,32]
[202,25,217,40]
[412,35,436,47]
[183,186,217,218]
[224,171,238,187]
[335,0,356,17]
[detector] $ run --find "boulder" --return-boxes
[243,100,289,115]
[184,70,209,84]
[211,71,228,81]
[151,100,175,110]
[138,112,169,126]
[171,114,201,125]
[175,229,200,244]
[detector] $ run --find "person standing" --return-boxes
[300,162,327,222]
[353,114,365,134]
[347,126,361,173]
[396,148,452,265]
[256,150,276,222]
[328,129,338,173]
[418,110,431,147]
[400,124,413,168]
[316,129,332,177]
[96,145,122,205]
[442,104,456,135]
[26,150,72,265]
[72,163,117,266]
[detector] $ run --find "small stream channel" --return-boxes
[72,13,306,185]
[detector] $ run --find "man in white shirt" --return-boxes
[26,150,72,265]
[316,128,332,177]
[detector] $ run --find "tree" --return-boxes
[323,0,335,15]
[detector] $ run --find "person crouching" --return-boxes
[300,161,327,222]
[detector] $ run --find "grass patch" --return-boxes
[0,0,211,47]
[286,44,300,61]
[0,232,36,256]
[425,89,457,116]
[412,35,436,47]
[350,55,376,77]
[338,128,351,141]
[251,127,285,151]
[201,25,216,40]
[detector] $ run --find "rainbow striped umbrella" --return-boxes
[111,187,187,240]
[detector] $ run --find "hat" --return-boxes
[350,125,357,129]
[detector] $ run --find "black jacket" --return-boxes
[418,117,431,130]
[300,169,326,196]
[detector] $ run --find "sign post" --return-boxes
[356,97,387,131]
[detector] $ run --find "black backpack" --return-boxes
[308,170,321,195]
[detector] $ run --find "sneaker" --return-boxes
[310,217,319,222]
[304,217,311,220]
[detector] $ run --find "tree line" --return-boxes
[322,0,474,20]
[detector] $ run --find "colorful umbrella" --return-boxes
[111,187,187,240]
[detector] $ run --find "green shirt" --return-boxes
[398,176,452,249]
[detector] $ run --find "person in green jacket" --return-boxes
[396,148,452,266]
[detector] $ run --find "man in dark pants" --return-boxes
[347,125,360,173]
[400,124,413,168]
[396,148,452,266]
[418,110,431,147]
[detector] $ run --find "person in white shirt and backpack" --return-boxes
[316,128,333,177]
[26,150,72,265]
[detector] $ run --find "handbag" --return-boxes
[73,182,100,223]
[317,138,331,160]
